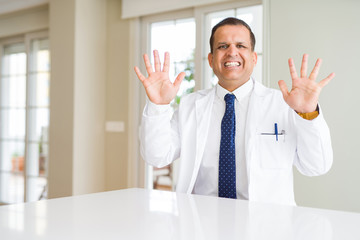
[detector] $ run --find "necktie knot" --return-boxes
[224,93,235,105]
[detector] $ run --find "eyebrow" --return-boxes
[217,41,246,45]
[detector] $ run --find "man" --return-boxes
[134,17,334,205]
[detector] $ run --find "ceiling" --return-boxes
[0,0,48,16]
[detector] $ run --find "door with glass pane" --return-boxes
[203,5,263,88]
[0,43,27,203]
[0,34,50,204]
[140,4,263,191]
[147,17,196,191]
[26,38,50,202]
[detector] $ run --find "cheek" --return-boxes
[214,54,223,65]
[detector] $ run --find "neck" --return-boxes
[218,78,251,92]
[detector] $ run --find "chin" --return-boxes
[223,75,244,82]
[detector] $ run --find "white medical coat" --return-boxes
[140,79,333,205]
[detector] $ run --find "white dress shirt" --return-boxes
[193,79,254,199]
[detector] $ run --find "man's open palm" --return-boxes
[134,50,185,105]
[278,54,335,113]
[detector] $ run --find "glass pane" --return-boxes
[26,142,48,177]
[236,5,263,53]
[149,18,196,190]
[173,18,195,62]
[3,43,25,55]
[28,108,49,142]
[25,37,50,203]
[204,9,236,55]
[1,43,27,108]
[151,18,196,106]
[26,176,47,202]
[2,43,26,76]
[0,172,24,203]
[29,39,50,72]
[151,20,175,64]
[28,73,50,107]
[151,19,195,71]
[0,109,26,140]
[210,9,236,27]
[252,54,262,83]
[204,5,263,87]
[0,141,25,172]
[0,76,26,107]
[202,59,218,88]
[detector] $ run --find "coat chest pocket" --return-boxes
[257,133,293,169]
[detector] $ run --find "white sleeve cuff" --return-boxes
[144,100,171,116]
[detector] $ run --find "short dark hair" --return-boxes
[209,17,256,53]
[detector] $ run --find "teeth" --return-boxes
[224,62,240,67]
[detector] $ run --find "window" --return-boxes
[203,5,263,88]
[144,15,196,190]
[0,32,50,204]
[150,18,196,108]
[140,2,263,190]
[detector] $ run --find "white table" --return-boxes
[0,188,359,240]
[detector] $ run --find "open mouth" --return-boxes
[224,61,241,67]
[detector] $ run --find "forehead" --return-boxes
[213,25,251,43]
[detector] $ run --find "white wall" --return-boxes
[269,0,360,212]
[0,0,131,199]
[48,0,107,197]
[48,0,75,198]
[2,0,359,212]
[122,0,234,18]
[0,5,48,38]
[73,0,106,195]
[105,0,131,191]
[0,0,48,16]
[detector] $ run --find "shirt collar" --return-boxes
[215,79,254,102]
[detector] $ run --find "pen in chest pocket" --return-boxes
[260,123,286,142]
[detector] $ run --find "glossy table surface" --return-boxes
[1,188,360,240]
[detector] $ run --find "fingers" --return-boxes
[143,53,153,75]
[145,50,169,73]
[163,52,170,72]
[300,54,308,78]
[278,80,289,99]
[309,58,322,81]
[134,66,146,83]
[174,72,186,89]
[318,72,335,88]
[288,58,298,80]
[154,50,161,72]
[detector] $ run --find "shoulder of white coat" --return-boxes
[254,81,288,108]
[179,88,214,105]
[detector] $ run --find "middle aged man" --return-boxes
[134,17,334,206]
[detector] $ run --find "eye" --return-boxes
[218,45,228,49]
[237,44,246,48]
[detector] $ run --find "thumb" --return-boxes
[318,72,335,89]
[174,72,185,90]
[278,80,289,100]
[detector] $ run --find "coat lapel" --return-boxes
[245,80,270,193]
[186,88,215,193]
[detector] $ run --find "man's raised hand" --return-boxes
[134,50,185,105]
[278,54,335,113]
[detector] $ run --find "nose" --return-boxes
[226,44,238,57]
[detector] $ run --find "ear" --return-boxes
[208,53,213,68]
[252,51,258,65]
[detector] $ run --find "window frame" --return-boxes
[130,0,269,189]
[140,9,196,190]
[193,0,263,90]
[0,30,49,204]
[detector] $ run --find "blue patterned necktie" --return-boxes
[219,93,236,199]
